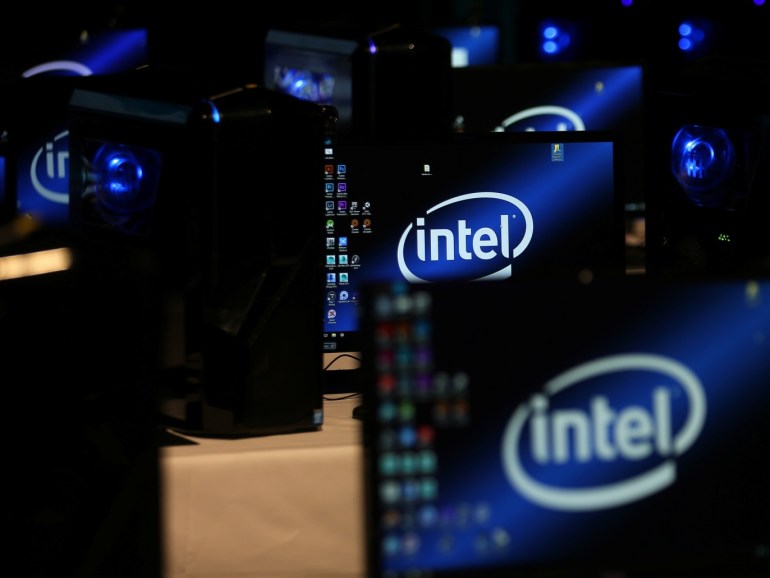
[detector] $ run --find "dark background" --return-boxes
[1,1,441,79]
[2,1,769,84]
[0,3,768,577]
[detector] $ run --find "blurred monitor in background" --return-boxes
[430,24,501,67]
[1,27,149,228]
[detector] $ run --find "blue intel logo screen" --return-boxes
[451,62,646,209]
[322,131,624,357]
[361,277,770,578]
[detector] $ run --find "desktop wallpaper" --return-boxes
[363,277,770,576]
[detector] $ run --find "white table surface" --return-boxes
[161,394,365,578]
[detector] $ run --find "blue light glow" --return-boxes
[22,29,147,77]
[88,141,162,234]
[273,67,336,104]
[210,103,221,123]
[671,125,735,207]
[676,19,712,54]
[102,151,144,204]
[543,41,558,54]
[538,21,571,58]
[0,157,5,206]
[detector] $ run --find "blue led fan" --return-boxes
[83,141,162,234]
[670,124,736,208]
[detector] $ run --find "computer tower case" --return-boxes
[646,56,770,278]
[67,67,333,437]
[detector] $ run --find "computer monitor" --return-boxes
[321,130,626,393]
[359,275,770,578]
[450,61,648,269]
[7,28,149,228]
[20,28,148,78]
[430,24,501,68]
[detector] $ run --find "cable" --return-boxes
[323,352,361,371]
[323,392,361,402]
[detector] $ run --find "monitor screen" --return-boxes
[450,61,647,210]
[11,28,149,228]
[20,28,148,78]
[321,130,626,392]
[430,25,501,68]
[359,275,770,578]
[0,149,7,222]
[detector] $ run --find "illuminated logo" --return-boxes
[501,354,707,511]
[22,60,93,78]
[397,192,533,283]
[29,130,70,204]
[495,105,586,132]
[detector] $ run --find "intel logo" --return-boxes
[494,105,586,132]
[22,60,93,78]
[29,130,70,204]
[501,353,707,511]
[397,192,534,283]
